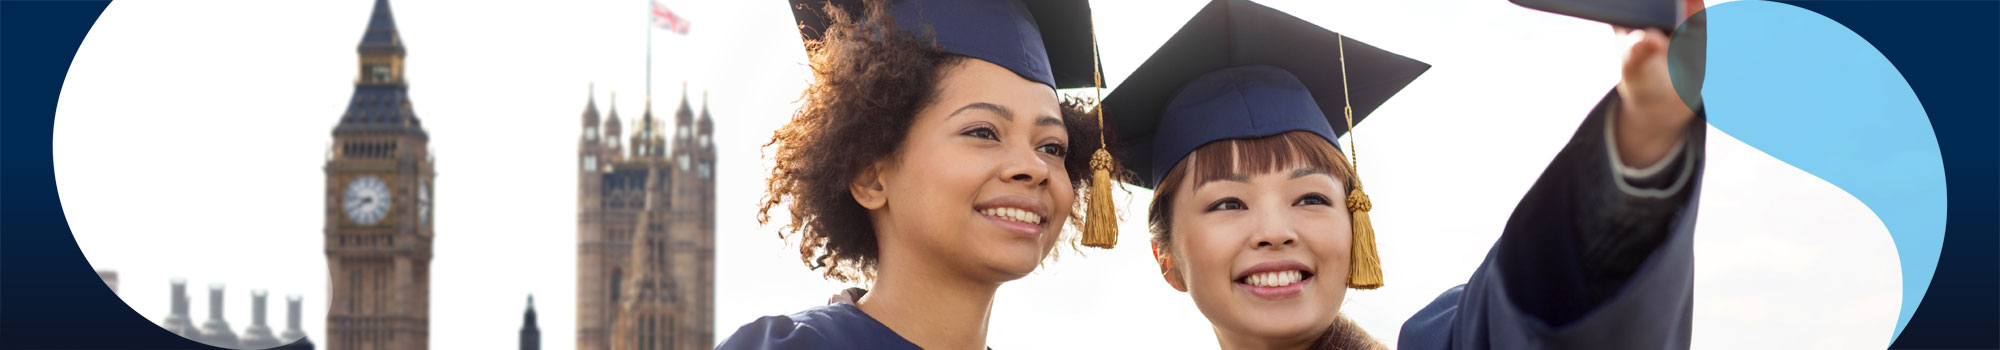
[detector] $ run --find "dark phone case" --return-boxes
[1512,0,1681,30]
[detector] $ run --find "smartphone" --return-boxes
[1511,0,1683,31]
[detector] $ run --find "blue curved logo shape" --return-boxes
[1698,1,1947,342]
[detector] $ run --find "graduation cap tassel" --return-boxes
[1081,35,1119,249]
[1084,149,1118,248]
[1339,33,1383,289]
[1347,182,1383,289]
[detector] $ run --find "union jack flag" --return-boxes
[651,0,690,35]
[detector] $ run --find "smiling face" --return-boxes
[1151,131,1355,347]
[854,58,1073,284]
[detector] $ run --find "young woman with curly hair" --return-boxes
[717,0,1104,349]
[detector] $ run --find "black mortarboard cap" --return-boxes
[789,0,1100,90]
[1102,0,1430,189]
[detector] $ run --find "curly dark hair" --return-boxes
[758,1,1106,282]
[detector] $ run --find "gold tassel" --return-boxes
[1080,32,1119,249]
[1336,33,1382,289]
[1346,186,1381,289]
[1081,148,1119,248]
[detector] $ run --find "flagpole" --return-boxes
[646,0,653,107]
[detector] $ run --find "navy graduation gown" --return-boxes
[1400,91,1706,349]
[716,303,922,350]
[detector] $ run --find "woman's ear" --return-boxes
[1154,242,1188,292]
[850,162,889,210]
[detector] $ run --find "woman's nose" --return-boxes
[1255,237,1297,248]
[999,146,1050,186]
[1251,210,1301,249]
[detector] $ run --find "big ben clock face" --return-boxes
[344,175,391,225]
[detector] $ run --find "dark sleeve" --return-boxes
[1399,90,1704,349]
[1574,93,1704,305]
[1503,90,1704,320]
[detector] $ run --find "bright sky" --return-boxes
[58,0,1898,349]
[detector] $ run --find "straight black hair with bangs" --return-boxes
[1146,130,1357,249]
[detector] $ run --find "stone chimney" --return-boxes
[275,294,314,350]
[161,278,197,337]
[97,270,118,294]
[239,289,280,348]
[197,283,239,348]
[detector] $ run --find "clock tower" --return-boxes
[324,0,434,349]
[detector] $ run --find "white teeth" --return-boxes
[980,207,1043,225]
[1244,270,1304,287]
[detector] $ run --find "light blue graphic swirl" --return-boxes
[1700,1,1946,342]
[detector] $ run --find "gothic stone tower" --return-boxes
[688,92,716,347]
[575,87,628,350]
[578,86,715,350]
[324,0,434,348]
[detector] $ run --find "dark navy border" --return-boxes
[0,1,217,349]
[1774,1,2000,348]
[0,1,1993,348]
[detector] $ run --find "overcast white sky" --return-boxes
[57,0,1898,349]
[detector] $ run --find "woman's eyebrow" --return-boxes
[1036,115,1063,127]
[1290,167,1331,179]
[948,101,1065,130]
[949,102,1011,121]
[1194,173,1251,190]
